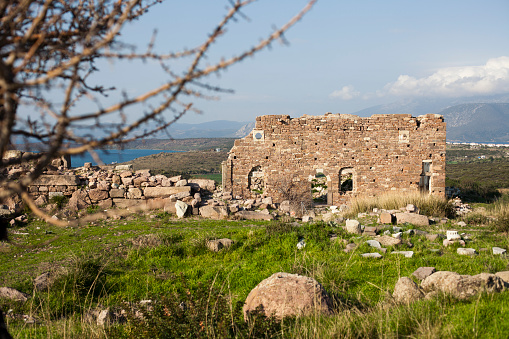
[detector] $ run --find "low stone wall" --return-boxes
[27,164,216,211]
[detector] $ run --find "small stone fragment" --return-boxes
[392,251,414,258]
[361,252,382,258]
[366,240,382,248]
[412,267,436,281]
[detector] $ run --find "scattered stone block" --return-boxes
[391,251,414,258]
[361,252,382,258]
[457,248,477,255]
[395,213,429,226]
[366,240,382,248]
[377,235,402,247]
[345,219,361,234]
[344,243,357,253]
[493,247,507,255]
[380,212,393,224]
[199,205,228,220]
[412,267,436,281]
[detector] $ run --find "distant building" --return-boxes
[223,113,446,205]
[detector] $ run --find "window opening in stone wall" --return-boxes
[310,172,328,204]
[248,166,264,194]
[419,161,431,193]
[339,168,354,194]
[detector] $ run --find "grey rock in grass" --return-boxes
[366,240,382,248]
[456,221,467,227]
[361,252,382,258]
[393,277,424,304]
[344,243,357,253]
[346,219,362,234]
[421,271,508,300]
[391,251,414,258]
[412,267,436,281]
[457,248,477,255]
[493,247,507,255]
[34,272,56,291]
[297,239,306,250]
[206,238,234,252]
[393,226,402,233]
[0,287,29,302]
[175,200,188,218]
[243,272,332,320]
[495,271,509,283]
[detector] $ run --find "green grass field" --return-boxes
[2,209,509,338]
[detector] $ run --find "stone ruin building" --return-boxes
[222,113,446,206]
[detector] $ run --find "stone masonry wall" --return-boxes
[222,113,446,205]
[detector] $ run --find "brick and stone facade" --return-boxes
[222,113,446,205]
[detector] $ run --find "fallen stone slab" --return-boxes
[380,212,393,224]
[199,205,228,220]
[361,252,382,258]
[236,210,274,221]
[31,174,80,186]
[188,179,216,192]
[143,186,191,199]
[392,251,414,258]
[457,248,477,255]
[493,247,507,255]
[366,240,382,248]
[412,267,436,281]
[395,213,429,226]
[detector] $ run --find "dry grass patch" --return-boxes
[344,192,455,218]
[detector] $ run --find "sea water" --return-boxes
[71,149,177,167]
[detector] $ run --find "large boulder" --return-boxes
[0,287,29,302]
[67,189,92,211]
[206,238,233,252]
[393,277,424,304]
[395,213,429,226]
[175,200,188,218]
[243,272,332,319]
[421,271,508,300]
[200,205,228,220]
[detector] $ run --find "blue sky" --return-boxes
[98,0,509,124]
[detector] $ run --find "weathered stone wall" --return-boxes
[222,113,446,205]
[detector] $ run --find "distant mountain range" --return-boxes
[70,95,509,143]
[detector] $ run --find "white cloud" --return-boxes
[329,85,360,100]
[380,56,509,97]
